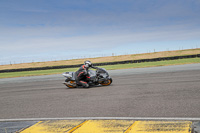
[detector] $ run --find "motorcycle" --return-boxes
[62,67,112,88]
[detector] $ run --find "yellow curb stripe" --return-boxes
[72,120,135,133]
[18,120,193,133]
[19,120,84,133]
[124,121,138,133]
[67,120,88,133]
[128,121,192,133]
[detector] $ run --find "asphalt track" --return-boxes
[0,63,200,119]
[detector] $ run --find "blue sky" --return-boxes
[0,0,200,64]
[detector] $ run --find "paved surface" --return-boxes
[0,64,200,119]
[0,121,37,133]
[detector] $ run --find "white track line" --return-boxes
[1,117,200,122]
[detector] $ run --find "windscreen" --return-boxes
[88,70,96,77]
[97,68,109,78]
[97,68,108,75]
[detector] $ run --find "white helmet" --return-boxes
[84,60,92,68]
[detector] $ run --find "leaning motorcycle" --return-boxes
[62,67,112,88]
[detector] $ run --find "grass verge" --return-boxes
[0,58,200,78]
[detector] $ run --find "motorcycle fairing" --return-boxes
[63,72,76,80]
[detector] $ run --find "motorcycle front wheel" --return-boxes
[64,81,76,88]
[100,78,112,86]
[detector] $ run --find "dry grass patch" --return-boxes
[1,48,200,70]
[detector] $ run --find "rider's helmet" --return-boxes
[84,60,92,68]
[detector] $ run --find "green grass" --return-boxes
[0,68,79,78]
[102,57,200,70]
[0,58,200,78]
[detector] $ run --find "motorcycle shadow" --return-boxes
[66,84,103,89]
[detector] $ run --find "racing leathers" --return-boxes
[75,65,98,88]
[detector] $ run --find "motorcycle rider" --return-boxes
[75,60,98,88]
